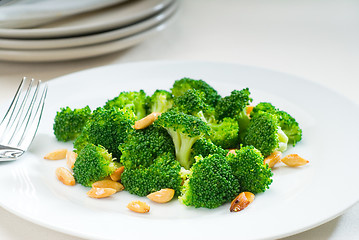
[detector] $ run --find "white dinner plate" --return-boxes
[0,12,176,62]
[0,61,358,240]
[0,1,177,50]
[0,0,173,39]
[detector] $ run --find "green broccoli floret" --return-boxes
[73,144,121,187]
[227,146,273,194]
[104,90,148,119]
[119,125,175,169]
[207,117,239,149]
[147,90,173,113]
[73,107,135,159]
[251,102,302,145]
[191,138,228,160]
[120,153,182,196]
[172,89,213,122]
[171,78,221,107]
[241,112,288,157]
[155,110,210,169]
[53,106,91,142]
[215,88,252,121]
[179,154,240,209]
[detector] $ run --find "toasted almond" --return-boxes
[87,187,116,199]
[44,149,68,160]
[66,151,77,169]
[230,192,255,212]
[110,166,125,182]
[226,149,237,156]
[147,188,175,203]
[134,112,161,130]
[246,106,254,116]
[55,167,75,186]
[92,180,124,192]
[127,200,150,213]
[264,151,282,168]
[281,154,309,167]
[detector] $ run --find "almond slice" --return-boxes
[230,192,255,212]
[134,112,161,130]
[44,149,68,160]
[127,201,150,213]
[281,154,309,167]
[87,187,116,199]
[264,151,282,168]
[147,188,175,203]
[92,179,124,192]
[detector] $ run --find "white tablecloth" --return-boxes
[0,0,358,239]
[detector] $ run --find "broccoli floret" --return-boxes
[191,138,228,160]
[73,144,120,187]
[53,106,91,142]
[215,88,252,121]
[171,78,221,107]
[119,125,175,169]
[120,153,182,196]
[251,102,302,145]
[241,112,288,157]
[227,146,273,194]
[147,90,173,113]
[73,107,135,159]
[104,90,148,119]
[207,117,239,149]
[155,110,210,169]
[179,154,240,209]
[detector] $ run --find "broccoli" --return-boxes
[251,102,302,145]
[191,138,228,160]
[104,90,148,119]
[155,110,210,169]
[120,153,182,196]
[227,146,273,194]
[73,107,135,159]
[53,106,91,142]
[171,78,221,107]
[73,144,121,187]
[179,154,240,209]
[147,90,173,113]
[207,117,239,149]
[241,112,288,157]
[119,124,175,169]
[215,88,252,122]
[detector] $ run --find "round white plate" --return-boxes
[0,1,177,50]
[0,61,358,240]
[0,13,176,62]
[0,0,173,39]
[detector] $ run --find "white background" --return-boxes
[0,0,358,239]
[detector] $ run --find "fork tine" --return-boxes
[17,82,48,151]
[0,78,34,144]
[0,77,27,136]
[9,79,41,146]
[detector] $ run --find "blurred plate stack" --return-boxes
[0,0,178,62]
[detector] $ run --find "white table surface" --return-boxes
[0,0,358,239]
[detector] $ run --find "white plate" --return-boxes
[0,61,358,240]
[0,13,176,62]
[0,0,173,39]
[0,1,177,50]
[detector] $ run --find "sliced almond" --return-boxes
[44,149,68,160]
[230,192,255,212]
[87,187,116,199]
[66,151,77,169]
[147,188,175,203]
[127,200,150,213]
[264,151,282,168]
[281,154,309,167]
[92,179,124,192]
[110,166,125,182]
[55,167,75,186]
[134,112,161,130]
[246,105,254,116]
[226,149,237,156]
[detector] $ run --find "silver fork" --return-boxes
[0,77,48,161]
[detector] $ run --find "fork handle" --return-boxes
[0,145,24,161]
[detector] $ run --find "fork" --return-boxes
[0,77,48,161]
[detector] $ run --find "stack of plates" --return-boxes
[0,0,178,62]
